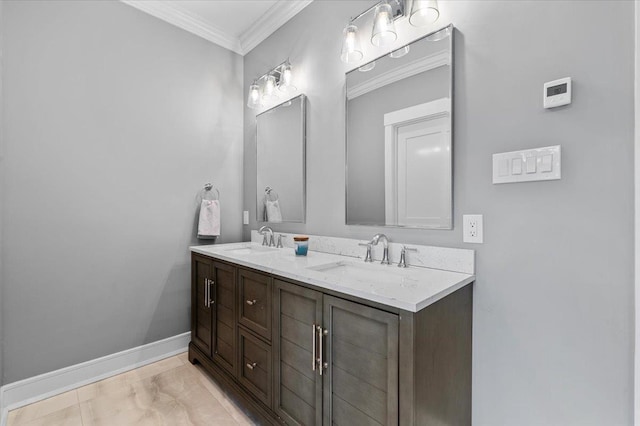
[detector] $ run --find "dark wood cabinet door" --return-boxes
[238,268,272,341]
[238,327,273,408]
[273,280,323,426]
[191,254,213,357]
[322,296,399,426]
[211,261,237,377]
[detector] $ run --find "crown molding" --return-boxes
[238,0,314,55]
[121,0,243,54]
[121,0,313,56]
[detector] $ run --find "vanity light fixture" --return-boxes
[339,0,440,64]
[246,60,298,110]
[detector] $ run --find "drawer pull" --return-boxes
[204,278,208,308]
[246,362,257,370]
[312,323,316,371]
[208,280,215,307]
[246,299,258,306]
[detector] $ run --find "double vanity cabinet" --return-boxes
[189,243,473,426]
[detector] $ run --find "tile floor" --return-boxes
[7,352,258,426]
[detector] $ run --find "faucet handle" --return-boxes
[358,242,373,262]
[277,234,284,248]
[398,246,417,268]
[262,233,269,246]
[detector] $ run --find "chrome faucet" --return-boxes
[370,233,390,265]
[258,226,275,247]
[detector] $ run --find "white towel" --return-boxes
[198,200,220,238]
[266,199,282,223]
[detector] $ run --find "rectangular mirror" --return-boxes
[346,25,453,229]
[257,94,306,223]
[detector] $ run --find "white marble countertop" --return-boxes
[190,242,474,312]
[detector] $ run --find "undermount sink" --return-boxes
[224,245,278,255]
[307,261,419,288]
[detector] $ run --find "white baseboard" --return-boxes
[0,332,190,426]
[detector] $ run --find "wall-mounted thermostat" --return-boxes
[543,77,571,109]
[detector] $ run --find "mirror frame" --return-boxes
[256,93,307,224]
[344,24,454,229]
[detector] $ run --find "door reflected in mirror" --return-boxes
[346,25,453,229]
[256,94,306,223]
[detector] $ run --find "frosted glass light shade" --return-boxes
[340,24,364,63]
[371,1,397,47]
[262,75,277,100]
[247,82,261,109]
[278,62,297,93]
[409,0,440,27]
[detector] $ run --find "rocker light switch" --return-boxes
[512,158,523,175]
[540,154,553,172]
[525,156,536,173]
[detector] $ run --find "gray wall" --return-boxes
[2,0,243,383]
[243,1,634,425]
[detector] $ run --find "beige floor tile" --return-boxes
[12,354,259,426]
[177,351,189,365]
[76,373,129,402]
[7,390,79,425]
[193,365,257,425]
[77,355,184,403]
[80,365,238,426]
[14,405,83,426]
[123,356,184,383]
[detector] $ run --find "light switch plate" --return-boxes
[493,145,561,184]
[243,210,249,225]
[463,214,483,244]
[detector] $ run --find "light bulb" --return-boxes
[409,0,440,27]
[371,1,397,47]
[340,23,363,63]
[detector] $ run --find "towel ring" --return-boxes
[199,183,219,201]
[265,186,278,202]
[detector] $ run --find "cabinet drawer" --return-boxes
[238,268,272,341]
[238,328,272,408]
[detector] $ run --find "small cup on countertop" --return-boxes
[293,236,309,256]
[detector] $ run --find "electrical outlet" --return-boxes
[243,210,249,225]
[463,214,483,243]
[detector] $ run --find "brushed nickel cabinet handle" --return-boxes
[246,362,257,370]
[317,325,323,376]
[246,299,257,306]
[209,280,215,306]
[318,327,328,375]
[204,278,208,308]
[312,323,317,371]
